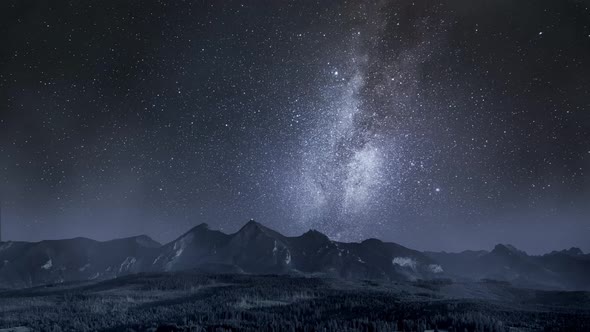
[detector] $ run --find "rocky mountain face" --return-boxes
[0,221,588,290]
[149,220,438,280]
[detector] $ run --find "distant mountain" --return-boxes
[538,248,590,290]
[425,244,590,291]
[1,221,588,290]
[547,247,586,257]
[0,235,161,288]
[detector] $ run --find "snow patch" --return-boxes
[41,259,53,270]
[89,272,100,280]
[0,242,13,251]
[173,233,194,258]
[165,233,194,271]
[285,250,291,265]
[428,264,443,273]
[392,257,416,270]
[79,263,91,272]
[119,257,137,273]
[153,254,164,265]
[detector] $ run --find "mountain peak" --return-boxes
[245,219,259,226]
[492,244,527,256]
[234,219,284,243]
[550,247,584,256]
[301,229,330,242]
[171,223,213,243]
[362,238,384,245]
[1,220,589,291]
[239,219,263,232]
[186,223,210,233]
[134,235,161,248]
[564,247,584,256]
[235,220,282,239]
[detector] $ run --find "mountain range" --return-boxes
[0,220,588,290]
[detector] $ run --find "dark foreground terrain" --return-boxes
[0,273,589,332]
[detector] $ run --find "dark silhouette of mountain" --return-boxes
[0,221,588,290]
[538,248,590,290]
[151,220,439,280]
[150,223,230,272]
[0,235,161,288]
[547,247,586,257]
[425,244,590,291]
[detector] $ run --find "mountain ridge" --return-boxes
[1,220,589,291]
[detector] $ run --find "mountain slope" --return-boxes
[148,220,444,280]
[0,235,161,288]
[150,223,231,272]
[0,220,445,287]
[1,221,588,290]
[425,244,590,290]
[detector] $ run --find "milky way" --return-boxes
[290,2,447,239]
[1,0,589,253]
[291,9,390,239]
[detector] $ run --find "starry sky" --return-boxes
[1,0,589,254]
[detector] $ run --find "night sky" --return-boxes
[1,0,589,254]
